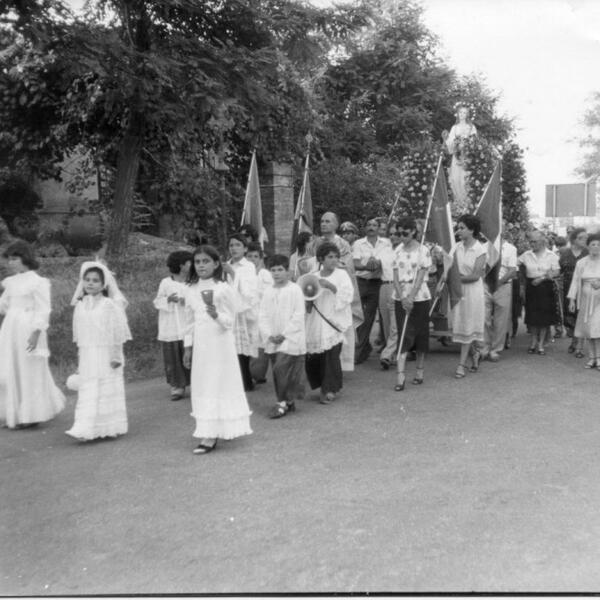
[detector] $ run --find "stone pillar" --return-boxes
[260,161,294,255]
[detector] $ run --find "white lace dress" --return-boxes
[66,295,132,440]
[0,270,65,427]
[184,279,252,440]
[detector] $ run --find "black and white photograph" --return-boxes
[1,0,600,594]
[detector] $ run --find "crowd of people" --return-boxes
[0,215,598,455]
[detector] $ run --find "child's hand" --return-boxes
[206,304,218,319]
[26,330,41,352]
[178,296,186,306]
[269,334,285,345]
[183,347,192,369]
[222,263,235,278]
[167,293,179,303]
[110,360,122,369]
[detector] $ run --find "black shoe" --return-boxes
[193,440,217,454]
[380,359,390,371]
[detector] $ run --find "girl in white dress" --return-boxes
[0,241,65,429]
[66,261,131,441]
[450,215,487,379]
[304,242,353,404]
[183,245,252,455]
[222,234,259,392]
[568,233,600,369]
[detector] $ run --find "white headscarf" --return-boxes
[70,260,128,309]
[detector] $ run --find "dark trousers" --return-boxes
[354,278,382,363]
[305,343,343,394]
[268,353,305,404]
[161,340,190,389]
[237,354,254,391]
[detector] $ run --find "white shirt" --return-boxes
[352,236,392,280]
[498,241,518,282]
[153,277,188,341]
[258,282,306,355]
[518,248,559,279]
[379,245,397,282]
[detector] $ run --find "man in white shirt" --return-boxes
[482,237,518,361]
[352,217,392,364]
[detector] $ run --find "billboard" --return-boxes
[545,182,597,218]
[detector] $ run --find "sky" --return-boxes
[64,0,600,217]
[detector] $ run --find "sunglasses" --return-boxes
[398,230,413,236]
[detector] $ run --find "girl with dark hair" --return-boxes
[0,241,64,428]
[153,251,193,401]
[450,214,487,378]
[223,234,259,391]
[304,242,353,404]
[182,246,252,454]
[66,261,131,441]
[391,217,432,390]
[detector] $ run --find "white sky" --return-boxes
[65,0,600,216]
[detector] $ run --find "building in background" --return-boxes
[545,177,599,234]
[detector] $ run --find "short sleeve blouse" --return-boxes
[392,243,432,302]
[518,249,559,278]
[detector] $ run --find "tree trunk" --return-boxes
[105,129,142,262]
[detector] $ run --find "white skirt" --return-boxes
[0,310,64,428]
[66,345,127,440]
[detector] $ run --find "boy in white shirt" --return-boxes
[153,251,192,401]
[258,254,306,418]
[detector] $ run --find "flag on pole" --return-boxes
[240,150,267,247]
[475,162,502,291]
[291,153,313,251]
[425,161,462,308]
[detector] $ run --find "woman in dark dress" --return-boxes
[559,227,588,356]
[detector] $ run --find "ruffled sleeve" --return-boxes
[281,284,306,341]
[215,283,235,331]
[183,286,196,347]
[31,276,51,331]
[567,257,585,303]
[0,279,8,316]
[258,287,273,343]
[105,298,132,346]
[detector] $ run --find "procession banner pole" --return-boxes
[395,154,443,375]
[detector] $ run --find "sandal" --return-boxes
[567,344,576,354]
[455,364,467,379]
[585,358,597,369]
[527,347,536,354]
[575,350,585,358]
[469,350,481,373]
[537,348,546,356]
[394,373,406,392]
[193,440,217,454]
[412,368,424,385]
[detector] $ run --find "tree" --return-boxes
[0,0,367,260]
[576,91,600,179]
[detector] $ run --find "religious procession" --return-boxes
[3,0,600,594]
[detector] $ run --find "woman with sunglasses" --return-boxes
[391,216,432,390]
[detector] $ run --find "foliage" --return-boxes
[395,140,441,219]
[309,156,403,227]
[501,141,531,232]
[576,91,600,179]
[461,134,498,213]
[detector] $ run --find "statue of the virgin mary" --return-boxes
[443,103,477,213]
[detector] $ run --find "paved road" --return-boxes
[2,334,600,594]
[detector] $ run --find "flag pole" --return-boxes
[240,149,256,227]
[387,192,401,227]
[395,154,443,384]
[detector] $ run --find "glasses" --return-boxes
[341,230,353,235]
[398,230,413,236]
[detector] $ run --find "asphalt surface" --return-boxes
[2,333,600,594]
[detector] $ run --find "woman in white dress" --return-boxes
[0,241,65,428]
[444,104,477,212]
[183,245,252,455]
[450,215,487,379]
[568,233,600,369]
[66,261,131,441]
[222,234,259,392]
[304,242,353,404]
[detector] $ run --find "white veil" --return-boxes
[70,260,128,309]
